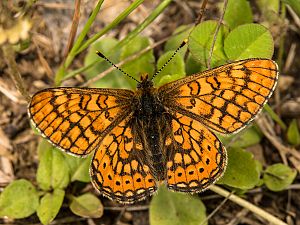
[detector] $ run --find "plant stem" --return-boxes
[114,0,173,50]
[75,0,145,55]
[210,185,287,225]
[64,0,104,68]
[2,44,30,102]
[207,0,228,69]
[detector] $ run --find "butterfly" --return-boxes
[28,58,278,204]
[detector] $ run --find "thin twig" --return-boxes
[184,0,209,61]
[2,44,31,102]
[195,0,209,25]
[32,37,54,78]
[64,0,81,59]
[200,190,234,225]
[207,0,228,69]
[210,185,288,225]
[257,115,300,161]
[104,205,149,211]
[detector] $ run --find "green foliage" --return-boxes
[189,20,229,67]
[37,141,70,190]
[220,126,263,149]
[287,119,300,146]
[120,35,155,87]
[64,154,91,183]
[263,163,297,191]
[256,0,280,24]
[70,193,103,218]
[164,25,193,53]
[150,186,207,225]
[264,104,287,130]
[37,189,65,225]
[283,0,300,17]
[0,179,39,218]
[223,0,253,29]
[185,55,205,75]
[83,37,129,89]
[218,148,261,189]
[155,51,185,86]
[224,24,274,60]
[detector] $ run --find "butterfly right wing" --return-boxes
[164,112,227,192]
[28,87,134,156]
[159,59,278,134]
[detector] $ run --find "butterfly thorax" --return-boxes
[133,76,167,180]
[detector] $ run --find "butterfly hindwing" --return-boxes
[90,115,157,203]
[159,59,278,134]
[28,87,134,156]
[165,112,227,192]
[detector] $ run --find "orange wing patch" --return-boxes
[159,59,278,134]
[28,88,133,156]
[166,112,227,192]
[90,117,157,203]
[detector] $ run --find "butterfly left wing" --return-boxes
[90,115,157,204]
[28,87,133,156]
[159,58,278,134]
[164,112,226,192]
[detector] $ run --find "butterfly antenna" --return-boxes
[151,39,188,80]
[96,51,140,83]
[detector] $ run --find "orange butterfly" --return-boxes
[28,58,278,203]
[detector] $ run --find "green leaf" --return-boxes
[257,0,280,24]
[263,104,287,130]
[283,0,300,17]
[287,119,300,146]
[0,179,39,218]
[164,25,193,53]
[220,126,263,149]
[150,186,207,225]
[37,140,70,190]
[218,148,261,189]
[83,37,130,89]
[37,189,65,225]
[64,154,91,183]
[70,193,103,218]
[263,163,297,191]
[120,35,155,87]
[188,20,229,67]
[155,51,185,86]
[224,23,274,60]
[257,0,280,14]
[185,55,205,75]
[223,0,253,29]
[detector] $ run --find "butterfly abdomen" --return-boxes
[133,85,167,180]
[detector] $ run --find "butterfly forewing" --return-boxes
[159,59,278,134]
[29,88,134,156]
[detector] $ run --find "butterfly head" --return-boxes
[137,73,154,90]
